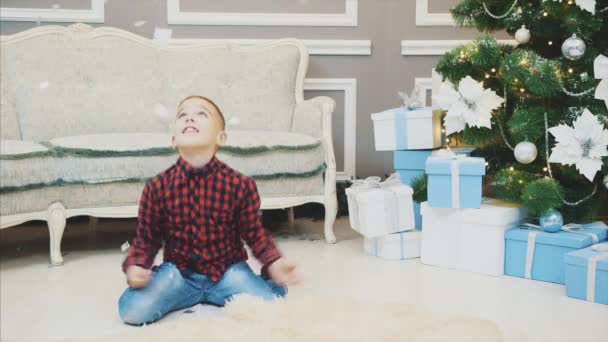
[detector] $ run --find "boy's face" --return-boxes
[173,98,226,150]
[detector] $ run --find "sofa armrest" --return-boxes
[291,96,337,172]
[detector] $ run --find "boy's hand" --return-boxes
[126,265,152,288]
[267,258,300,286]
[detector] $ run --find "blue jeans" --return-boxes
[118,261,286,325]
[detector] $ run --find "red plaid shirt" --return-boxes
[122,156,281,281]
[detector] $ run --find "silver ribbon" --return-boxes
[346,176,382,229]
[433,148,470,208]
[400,232,405,259]
[379,173,407,230]
[519,223,544,279]
[561,221,608,244]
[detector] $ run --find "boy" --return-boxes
[118,96,299,325]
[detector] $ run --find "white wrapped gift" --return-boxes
[346,174,415,238]
[421,199,527,276]
[371,107,443,151]
[364,230,421,260]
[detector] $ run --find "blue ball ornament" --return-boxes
[540,209,563,233]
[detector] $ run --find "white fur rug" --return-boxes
[97,295,502,342]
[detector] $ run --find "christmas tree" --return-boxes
[429,0,608,222]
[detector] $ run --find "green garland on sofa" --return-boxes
[30,141,322,158]
[0,163,327,194]
[0,150,57,160]
[219,142,321,155]
[41,144,177,158]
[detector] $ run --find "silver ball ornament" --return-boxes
[561,34,586,61]
[540,209,563,233]
[604,174,608,190]
[515,25,531,44]
[514,141,537,164]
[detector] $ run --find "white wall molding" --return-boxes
[167,0,358,27]
[401,39,517,55]
[169,39,371,56]
[0,0,104,23]
[414,77,433,106]
[304,78,357,180]
[415,0,454,26]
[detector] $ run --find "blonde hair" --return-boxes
[177,95,226,130]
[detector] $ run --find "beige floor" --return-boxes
[1,216,607,342]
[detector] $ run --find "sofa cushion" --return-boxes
[0,140,57,191]
[1,139,52,159]
[48,133,176,157]
[0,131,326,194]
[47,130,325,178]
[217,130,325,178]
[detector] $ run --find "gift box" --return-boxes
[346,174,415,238]
[505,222,608,284]
[394,149,436,229]
[421,199,526,276]
[394,149,433,185]
[565,243,608,305]
[425,150,485,209]
[364,230,421,260]
[371,107,443,151]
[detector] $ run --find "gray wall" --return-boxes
[0,0,509,178]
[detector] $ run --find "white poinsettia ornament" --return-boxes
[432,76,504,135]
[545,0,596,14]
[548,108,608,181]
[594,54,608,109]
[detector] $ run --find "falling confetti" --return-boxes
[153,103,171,121]
[133,20,147,27]
[228,117,241,126]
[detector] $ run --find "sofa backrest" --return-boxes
[0,24,308,142]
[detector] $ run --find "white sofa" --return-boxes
[0,24,338,265]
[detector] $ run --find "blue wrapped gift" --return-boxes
[394,150,435,229]
[394,149,433,185]
[425,150,485,209]
[565,243,608,305]
[505,222,608,284]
